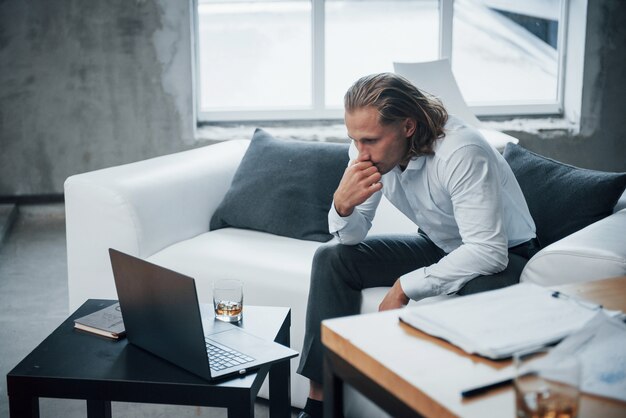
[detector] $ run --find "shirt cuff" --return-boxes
[400,268,440,301]
[328,202,358,234]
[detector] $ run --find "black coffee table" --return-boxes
[7,300,294,418]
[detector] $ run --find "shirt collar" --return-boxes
[389,155,425,175]
[405,156,426,171]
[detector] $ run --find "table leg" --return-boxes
[228,398,254,418]
[8,392,40,418]
[323,350,344,418]
[323,349,423,418]
[269,359,291,418]
[87,399,112,418]
[269,309,292,418]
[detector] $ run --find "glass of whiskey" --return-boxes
[514,349,580,418]
[213,279,243,323]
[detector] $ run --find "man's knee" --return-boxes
[312,243,339,266]
[311,243,361,287]
[313,243,354,271]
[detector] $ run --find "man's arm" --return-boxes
[382,144,509,308]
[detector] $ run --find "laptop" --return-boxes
[108,248,298,381]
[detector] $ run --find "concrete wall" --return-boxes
[513,0,626,172]
[0,0,194,196]
[0,0,624,197]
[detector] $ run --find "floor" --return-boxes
[0,203,299,418]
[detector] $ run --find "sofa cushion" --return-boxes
[521,209,626,285]
[503,143,626,247]
[210,128,349,242]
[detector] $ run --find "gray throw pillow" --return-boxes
[210,128,349,242]
[503,143,626,247]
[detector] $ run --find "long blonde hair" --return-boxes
[344,73,448,157]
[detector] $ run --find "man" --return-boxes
[296,73,538,418]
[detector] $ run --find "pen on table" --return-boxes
[461,371,538,398]
[551,291,603,310]
[461,377,513,398]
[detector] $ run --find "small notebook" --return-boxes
[399,283,620,359]
[74,302,126,339]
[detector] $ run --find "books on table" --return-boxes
[399,282,620,360]
[74,302,126,339]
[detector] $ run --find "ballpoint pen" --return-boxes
[551,291,603,311]
[461,376,514,398]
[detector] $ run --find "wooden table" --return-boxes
[322,276,626,418]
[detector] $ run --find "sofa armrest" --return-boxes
[521,209,626,286]
[65,139,250,311]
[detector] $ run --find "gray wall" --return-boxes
[514,0,626,172]
[0,0,625,197]
[0,0,194,196]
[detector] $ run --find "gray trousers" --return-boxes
[296,232,538,384]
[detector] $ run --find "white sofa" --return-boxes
[65,139,626,416]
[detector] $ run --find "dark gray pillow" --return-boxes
[210,128,349,242]
[503,143,626,247]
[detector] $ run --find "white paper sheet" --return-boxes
[549,312,626,402]
[399,283,619,359]
[393,59,482,127]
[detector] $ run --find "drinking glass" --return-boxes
[212,279,243,323]
[514,348,580,418]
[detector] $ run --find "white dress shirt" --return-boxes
[328,116,536,300]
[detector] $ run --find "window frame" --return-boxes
[194,0,579,123]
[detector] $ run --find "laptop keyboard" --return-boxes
[205,339,255,372]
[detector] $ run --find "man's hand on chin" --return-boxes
[378,279,410,311]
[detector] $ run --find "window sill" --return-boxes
[195,121,349,144]
[481,116,579,138]
[194,116,578,145]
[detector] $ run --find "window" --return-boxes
[196,0,572,122]
[451,0,565,116]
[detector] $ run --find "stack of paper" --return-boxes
[399,283,615,359]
